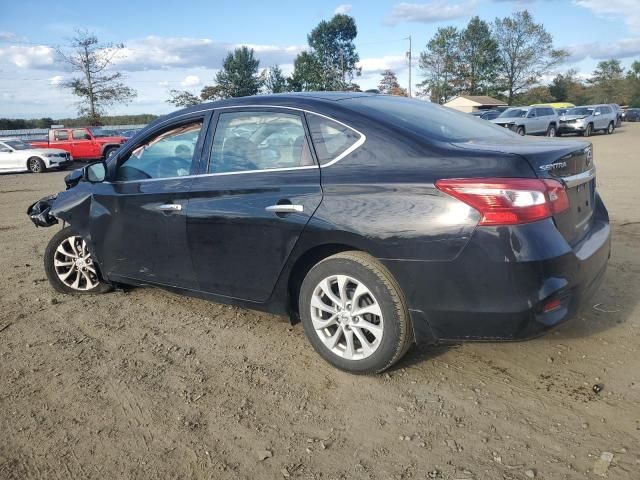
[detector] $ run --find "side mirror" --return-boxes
[594,111,601,116]
[0,148,12,153]
[84,161,107,183]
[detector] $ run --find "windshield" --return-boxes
[88,127,117,137]
[345,96,514,143]
[498,108,529,119]
[567,107,594,116]
[3,140,32,150]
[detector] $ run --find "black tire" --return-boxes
[27,157,46,173]
[298,251,413,374]
[607,122,614,134]
[516,126,525,136]
[583,123,592,137]
[44,226,112,295]
[103,146,118,160]
[546,124,557,137]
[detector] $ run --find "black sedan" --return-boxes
[28,93,610,374]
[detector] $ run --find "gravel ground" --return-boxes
[1,124,639,480]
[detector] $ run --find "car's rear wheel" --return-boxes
[516,126,525,136]
[546,124,556,137]
[44,227,112,295]
[299,251,413,374]
[103,146,118,160]
[607,122,614,134]
[27,157,46,173]
[583,123,593,137]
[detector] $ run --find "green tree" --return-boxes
[549,69,589,105]
[289,51,325,91]
[587,59,627,104]
[515,86,555,105]
[265,65,289,93]
[493,11,567,105]
[627,61,640,107]
[417,26,460,103]
[292,14,361,91]
[458,16,498,95]
[378,69,407,96]
[213,46,264,98]
[57,30,136,125]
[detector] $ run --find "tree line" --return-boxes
[417,10,640,107]
[10,10,640,127]
[0,114,158,130]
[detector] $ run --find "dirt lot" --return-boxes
[1,125,639,480]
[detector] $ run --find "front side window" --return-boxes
[209,111,314,173]
[306,113,361,164]
[4,140,32,150]
[72,129,91,140]
[115,121,203,181]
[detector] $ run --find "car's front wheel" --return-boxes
[546,124,557,137]
[516,126,525,136]
[27,157,46,173]
[299,251,413,374]
[44,227,112,295]
[607,122,614,134]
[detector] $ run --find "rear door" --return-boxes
[186,107,322,302]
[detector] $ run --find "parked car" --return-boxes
[491,106,559,136]
[558,105,617,137]
[622,108,640,122]
[30,127,127,161]
[0,138,72,173]
[609,104,623,127]
[471,109,501,120]
[27,93,610,374]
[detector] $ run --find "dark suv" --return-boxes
[28,93,610,374]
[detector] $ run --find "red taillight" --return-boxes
[435,178,569,226]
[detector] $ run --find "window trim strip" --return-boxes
[106,104,367,184]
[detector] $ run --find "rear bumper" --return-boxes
[382,195,610,343]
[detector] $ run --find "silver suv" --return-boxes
[490,106,559,136]
[558,104,617,137]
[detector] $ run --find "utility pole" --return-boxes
[405,35,412,97]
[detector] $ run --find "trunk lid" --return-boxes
[451,137,595,245]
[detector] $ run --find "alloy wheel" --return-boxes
[53,236,99,290]
[29,158,41,173]
[310,274,384,360]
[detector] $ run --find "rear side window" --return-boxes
[54,130,69,141]
[306,113,361,165]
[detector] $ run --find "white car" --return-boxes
[0,138,73,174]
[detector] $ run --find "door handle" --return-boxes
[265,204,303,214]
[157,203,182,211]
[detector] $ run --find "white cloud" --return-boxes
[157,80,169,86]
[358,55,407,74]
[0,44,56,69]
[108,36,304,72]
[180,74,200,87]
[385,1,476,26]
[565,36,640,63]
[48,75,64,86]
[573,0,640,34]
[334,4,352,14]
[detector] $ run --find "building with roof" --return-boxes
[443,95,507,113]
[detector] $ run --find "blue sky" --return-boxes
[0,0,638,118]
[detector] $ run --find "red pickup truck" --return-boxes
[31,127,127,161]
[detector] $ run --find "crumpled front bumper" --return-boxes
[27,194,59,227]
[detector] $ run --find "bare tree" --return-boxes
[57,30,136,125]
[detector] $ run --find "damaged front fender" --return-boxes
[27,194,59,227]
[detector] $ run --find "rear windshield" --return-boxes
[345,96,514,143]
[567,107,593,116]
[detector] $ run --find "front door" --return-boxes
[71,129,100,159]
[90,115,209,289]
[187,108,322,302]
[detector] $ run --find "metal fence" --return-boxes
[0,124,148,141]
